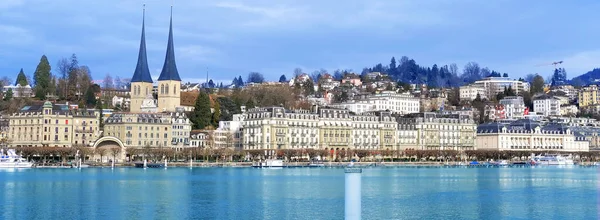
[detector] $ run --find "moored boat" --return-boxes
[0,149,33,168]
[252,159,284,168]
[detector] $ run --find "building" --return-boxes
[213,114,244,149]
[499,96,526,119]
[341,74,362,87]
[459,85,487,101]
[3,84,33,98]
[578,85,599,108]
[329,91,420,114]
[91,6,191,161]
[533,95,561,117]
[460,77,529,100]
[476,119,589,152]
[241,107,321,151]
[395,112,477,151]
[7,101,99,148]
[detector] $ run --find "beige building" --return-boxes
[241,107,320,151]
[476,120,589,152]
[7,101,100,148]
[395,112,477,151]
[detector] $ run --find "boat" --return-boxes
[497,160,509,166]
[533,154,574,165]
[134,162,164,168]
[308,161,325,167]
[0,149,33,168]
[252,159,284,168]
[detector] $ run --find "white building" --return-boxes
[460,77,530,101]
[476,120,589,152]
[459,85,487,101]
[329,91,419,114]
[3,84,33,98]
[499,96,526,119]
[533,95,561,117]
[214,114,244,149]
[170,108,191,151]
[112,96,130,109]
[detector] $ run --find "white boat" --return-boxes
[533,154,574,165]
[252,159,284,168]
[0,149,33,168]
[497,160,509,166]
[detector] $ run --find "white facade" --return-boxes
[499,96,526,119]
[3,85,33,98]
[329,91,419,114]
[214,114,244,149]
[459,85,487,101]
[170,109,191,150]
[533,97,561,117]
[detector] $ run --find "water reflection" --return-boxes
[0,167,597,219]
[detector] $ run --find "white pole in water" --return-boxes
[164,158,168,169]
[111,159,115,169]
[78,158,82,169]
[143,159,147,169]
[190,158,193,169]
[345,166,362,220]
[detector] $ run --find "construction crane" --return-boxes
[535,61,563,68]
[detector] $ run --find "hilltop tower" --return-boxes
[157,6,181,112]
[130,5,154,113]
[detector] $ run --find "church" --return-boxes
[92,5,192,162]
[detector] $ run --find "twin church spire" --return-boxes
[131,4,181,83]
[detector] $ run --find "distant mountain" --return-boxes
[571,68,600,86]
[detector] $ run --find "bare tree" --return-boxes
[293,68,303,77]
[247,72,264,84]
[114,76,121,89]
[449,63,459,76]
[103,74,114,89]
[0,76,11,89]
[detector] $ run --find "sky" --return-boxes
[1,0,600,85]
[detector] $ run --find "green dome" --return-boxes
[43,101,52,108]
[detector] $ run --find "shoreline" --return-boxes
[32,161,600,168]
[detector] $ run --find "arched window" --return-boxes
[145,87,148,95]
[165,84,169,94]
[136,85,140,95]
[174,85,177,95]
[161,84,165,94]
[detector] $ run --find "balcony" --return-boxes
[75,129,94,133]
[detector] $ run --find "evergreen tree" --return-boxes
[3,88,13,101]
[245,99,255,109]
[192,91,212,129]
[279,74,287,82]
[212,101,221,127]
[33,55,52,100]
[84,87,97,107]
[237,76,244,86]
[208,79,215,88]
[15,68,28,86]
[97,100,104,129]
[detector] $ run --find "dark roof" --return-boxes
[157,7,181,81]
[477,122,506,133]
[131,7,153,83]
[542,123,569,134]
[508,119,541,131]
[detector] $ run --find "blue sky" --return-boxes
[1,0,600,85]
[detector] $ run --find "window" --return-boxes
[161,84,165,94]
[64,128,68,132]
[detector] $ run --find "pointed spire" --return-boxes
[158,5,181,81]
[131,4,153,83]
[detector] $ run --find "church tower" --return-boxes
[130,5,154,113]
[157,6,182,113]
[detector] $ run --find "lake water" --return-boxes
[0,166,597,220]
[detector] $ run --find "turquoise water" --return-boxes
[0,166,597,220]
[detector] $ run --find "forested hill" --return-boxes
[359,56,509,88]
[570,68,600,86]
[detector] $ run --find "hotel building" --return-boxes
[476,119,589,152]
[8,101,100,148]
